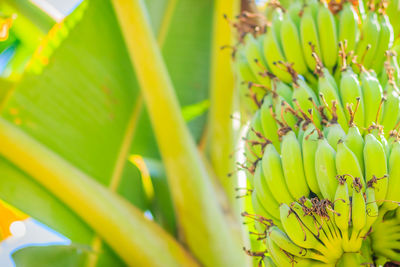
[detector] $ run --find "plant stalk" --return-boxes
[207,0,240,207]
[111,0,247,266]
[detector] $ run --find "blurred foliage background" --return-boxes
[0,0,249,266]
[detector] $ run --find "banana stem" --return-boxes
[110,0,246,266]
[207,0,240,208]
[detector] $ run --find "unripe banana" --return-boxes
[293,200,343,261]
[251,188,279,221]
[267,236,316,267]
[263,10,292,83]
[336,140,366,195]
[266,233,289,266]
[300,5,321,71]
[364,133,388,205]
[333,176,350,238]
[326,123,346,151]
[260,95,280,152]
[381,82,400,137]
[359,185,378,237]
[287,1,303,27]
[317,3,338,70]
[349,178,366,246]
[273,95,298,133]
[263,256,277,267]
[338,2,359,53]
[320,64,338,91]
[315,137,338,200]
[344,125,365,173]
[275,79,293,105]
[387,0,400,38]
[244,34,271,87]
[279,203,320,249]
[372,14,394,74]
[355,11,380,69]
[339,69,365,130]
[302,125,321,196]
[245,110,263,169]
[280,12,308,75]
[383,141,400,211]
[253,162,280,219]
[292,80,321,129]
[317,74,348,131]
[251,189,280,224]
[361,70,383,127]
[268,226,328,262]
[236,51,264,112]
[380,51,400,87]
[281,130,310,199]
[262,143,294,204]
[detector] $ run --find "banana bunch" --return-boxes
[251,178,377,266]
[236,0,400,265]
[242,58,400,265]
[244,127,400,266]
[235,0,399,116]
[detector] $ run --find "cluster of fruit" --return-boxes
[236,0,399,114]
[235,0,400,265]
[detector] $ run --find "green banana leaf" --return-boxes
[12,244,90,267]
[0,0,217,265]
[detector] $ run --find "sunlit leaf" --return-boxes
[12,244,90,267]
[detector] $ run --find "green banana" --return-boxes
[281,130,310,199]
[280,12,308,75]
[363,133,388,205]
[348,177,366,251]
[274,78,293,104]
[292,79,321,129]
[372,14,394,74]
[300,4,321,71]
[361,70,383,127]
[279,203,320,249]
[387,0,400,38]
[338,2,359,53]
[260,95,281,152]
[381,81,400,137]
[251,188,277,221]
[268,226,328,262]
[355,11,380,69]
[335,140,366,195]
[245,110,263,170]
[267,236,315,267]
[244,34,271,87]
[383,141,400,211]
[253,162,280,219]
[315,137,338,200]
[273,94,298,133]
[263,10,292,83]
[326,123,346,151]
[262,142,294,204]
[237,51,264,112]
[302,124,321,196]
[287,1,302,27]
[317,3,338,70]
[339,68,365,130]
[359,184,378,237]
[344,125,365,173]
[317,68,348,131]
[333,175,350,243]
